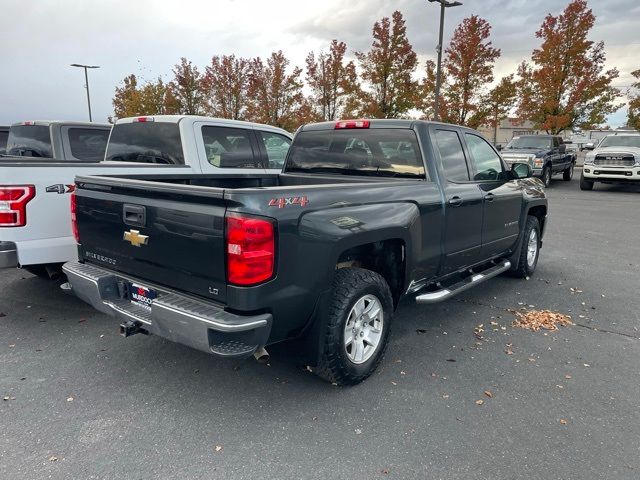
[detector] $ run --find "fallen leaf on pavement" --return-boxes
[355,429,362,435]
[484,390,493,398]
[565,375,572,379]
[559,419,567,425]
[214,445,223,452]
[381,469,390,475]
[66,397,74,402]
[511,309,573,332]
[48,456,58,462]
[475,400,484,405]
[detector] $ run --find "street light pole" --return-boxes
[428,0,462,121]
[70,64,100,122]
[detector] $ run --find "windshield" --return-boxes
[6,125,53,157]
[285,129,425,179]
[506,136,552,150]
[105,122,184,164]
[598,136,640,149]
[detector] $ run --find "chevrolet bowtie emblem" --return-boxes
[123,229,149,247]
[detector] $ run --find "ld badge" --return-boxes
[123,229,149,247]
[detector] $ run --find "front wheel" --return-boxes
[579,172,594,191]
[511,216,541,278]
[563,163,574,181]
[316,268,393,385]
[541,166,552,187]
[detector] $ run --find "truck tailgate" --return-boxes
[75,181,228,303]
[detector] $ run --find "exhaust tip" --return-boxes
[253,346,270,364]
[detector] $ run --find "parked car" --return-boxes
[0,115,292,277]
[500,134,576,187]
[0,125,9,155]
[63,119,548,385]
[580,133,640,190]
[5,121,111,161]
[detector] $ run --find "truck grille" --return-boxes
[594,155,635,167]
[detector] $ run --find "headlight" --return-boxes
[533,157,544,168]
[584,154,595,165]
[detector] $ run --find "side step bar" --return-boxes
[415,260,511,304]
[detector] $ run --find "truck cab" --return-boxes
[500,134,575,187]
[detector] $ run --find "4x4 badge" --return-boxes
[123,229,149,247]
[46,184,75,194]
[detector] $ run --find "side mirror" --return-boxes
[511,162,532,179]
[559,144,566,153]
[496,144,503,151]
[583,142,595,150]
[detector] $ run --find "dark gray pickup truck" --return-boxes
[63,119,548,385]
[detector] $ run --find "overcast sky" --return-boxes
[1,0,638,126]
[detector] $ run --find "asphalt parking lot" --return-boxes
[1,173,639,480]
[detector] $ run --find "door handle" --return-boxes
[448,196,463,207]
[485,192,495,202]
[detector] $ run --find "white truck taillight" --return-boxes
[0,185,36,227]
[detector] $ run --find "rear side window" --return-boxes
[6,125,53,157]
[286,129,425,178]
[105,122,184,164]
[0,130,8,154]
[258,131,291,169]
[434,129,469,181]
[202,126,261,168]
[68,128,110,161]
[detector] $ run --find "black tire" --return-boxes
[315,268,393,386]
[563,163,574,181]
[541,165,552,187]
[511,216,540,279]
[579,172,594,191]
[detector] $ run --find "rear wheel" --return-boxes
[316,268,393,385]
[541,165,552,187]
[579,172,594,191]
[511,216,540,279]
[563,163,574,181]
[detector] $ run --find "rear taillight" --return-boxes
[226,214,275,286]
[0,185,35,227]
[70,192,80,242]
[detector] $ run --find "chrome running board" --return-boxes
[415,260,511,304]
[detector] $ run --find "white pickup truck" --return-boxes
[581,133,640,190]
[0,115,293,277]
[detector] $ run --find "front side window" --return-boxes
[105,122,184,164]
[68,128,110,161]
[434,129,469,182]
[465,133,504,181]
[202,126,261,168]
[259,131,291,169]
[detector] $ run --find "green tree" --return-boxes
[627,69,640,130]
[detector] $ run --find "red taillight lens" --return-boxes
[0,185,35,227]
[226,214,275,286]
[335,119,370,129]
[70,192,80,242]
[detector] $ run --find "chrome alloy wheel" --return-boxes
[527,228,538,267]
[343,294,384,365]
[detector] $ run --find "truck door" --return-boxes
[432,128,484,274]
[463,133,522,258]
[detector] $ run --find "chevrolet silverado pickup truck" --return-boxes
[63,119,548,385]
[0,115,292,277]
[500,134,575,187]
[580,133,640,190]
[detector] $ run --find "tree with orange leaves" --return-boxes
[245,51,310,132]
[202,55,249,120]
[627,69,640,130]
[305,40,358,121]
[170,57,206,115]
[418,15,500,128]
[516,0,620,134]
[355,11,418,119]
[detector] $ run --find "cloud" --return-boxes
[0,0,636,126]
